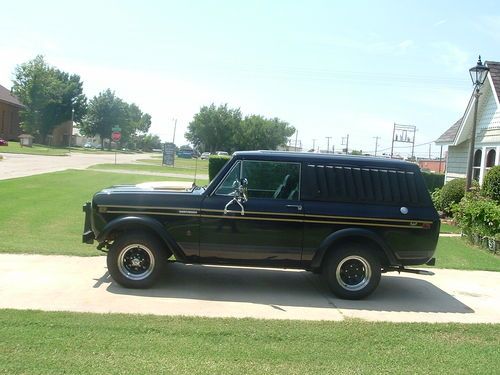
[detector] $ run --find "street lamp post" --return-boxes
[465,56,489,191]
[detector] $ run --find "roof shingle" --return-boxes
[0,84,23,107]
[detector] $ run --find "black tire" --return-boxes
[107,231,168,288]
[323,244,381,300]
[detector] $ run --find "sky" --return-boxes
[1,0,499,157]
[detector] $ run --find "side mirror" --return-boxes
[224,178,248,215]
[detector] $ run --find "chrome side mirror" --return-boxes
[224,178,248,215]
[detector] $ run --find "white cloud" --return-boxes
[433,19,447,27]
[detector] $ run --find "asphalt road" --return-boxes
[1,254,499,323]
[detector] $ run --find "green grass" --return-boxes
[89,161,208,176]
[440,222,461,234]
[1,309,499,375]
[0,141,68,156]
[0,170,197,256]
[433,237,500,271]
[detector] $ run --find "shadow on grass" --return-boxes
[98,263,474,314]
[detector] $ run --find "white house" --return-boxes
[436,60,500,184]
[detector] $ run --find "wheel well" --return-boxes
[322,236,389,268]
[106,225,173,258]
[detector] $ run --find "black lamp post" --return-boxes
[465,56,489,191]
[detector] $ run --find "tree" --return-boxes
[236,115,295,151]
[132,133,162,151]
[185,103,241,153]
[12,55,86,142]
[80,89,128,149]
[81,91,152,149]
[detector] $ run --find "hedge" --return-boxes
[482,165,500,203]
[421,172,445,191]
[439,178,466,215]
[208,155,231,181]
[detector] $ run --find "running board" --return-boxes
[384,267,435,276]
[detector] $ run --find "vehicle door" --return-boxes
[200,159,304,266]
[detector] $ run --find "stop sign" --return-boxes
[112,131,121,141]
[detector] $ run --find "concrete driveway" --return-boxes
[0,152,150,180]
[1,254,499,323]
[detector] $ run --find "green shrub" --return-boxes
[208,155,231,181]
[440,178,466,215]
[452,194,500,238]
[431,188,444,212]
[421,172,445,191]
[482,165,500,203]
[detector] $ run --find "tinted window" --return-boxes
[241,161,300,200]
[302,163,422,205]
[215,161,241,196]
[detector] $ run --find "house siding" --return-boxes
[445,142,468,182]
[477,86,500,144]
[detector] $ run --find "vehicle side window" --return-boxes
[241,161,300,200]
[301,163,422,205]
[215,161,241,196]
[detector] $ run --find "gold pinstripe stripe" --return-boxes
[100,205,432,225]
[104,210,426,229]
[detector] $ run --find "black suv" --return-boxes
[83,151,439,299]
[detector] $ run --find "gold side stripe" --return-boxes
[101,205,433,225]
[105,210,425,229]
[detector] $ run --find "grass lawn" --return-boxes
[0,170,197,256]
[0,141,68,156]
[89,161,209,176]
[432,237,500,272]
[440,222,461,234]
[1,309,498,375]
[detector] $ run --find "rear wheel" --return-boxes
[107,232,168,288]
[323,244,381,299]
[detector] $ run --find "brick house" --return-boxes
[0,84,23,140]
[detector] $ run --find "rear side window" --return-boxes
[302,164,425,205]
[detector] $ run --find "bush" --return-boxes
[440,178,466,215]
[482,165,500,203]
[453,193,500,239]
[421,172,445,191]
[208,155,231,181]
[431,188,444,212]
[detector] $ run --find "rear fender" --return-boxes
[310,228,397,270]
[97,215,186,261]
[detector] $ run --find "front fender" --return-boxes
[97,215,186,261]
[310,228,397,270]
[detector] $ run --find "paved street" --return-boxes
[0,152,150,180]
[1,254,499,323]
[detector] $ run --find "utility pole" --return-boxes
[428,143,432,159]
[325,137,332,154]
[332,145,335,154]
[294,130,298,150]
[312,139,316,151]
[342,134,349,154]
[172,118,177,144]
[439,145,443,173]
[373,136,380,156]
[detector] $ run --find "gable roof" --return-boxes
[435,60,500,146]
[486,61,500,103]
[0,84,23,108]
[435,117,462,144]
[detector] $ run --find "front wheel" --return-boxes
[107,232,167,288]
[323,244,381,300]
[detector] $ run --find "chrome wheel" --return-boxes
[335,255,372,292]
[117,244,155,281]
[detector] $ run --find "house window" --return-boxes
[485,149,496,173]
[473,149,482,181]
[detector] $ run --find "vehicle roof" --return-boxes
[232,150,417,169]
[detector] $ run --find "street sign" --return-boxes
[163,142,176,166]
[112,126,121,132]
[112,131,121,141]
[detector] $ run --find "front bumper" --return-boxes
[82,202,95,244]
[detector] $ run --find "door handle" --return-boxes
[286,204,302,211]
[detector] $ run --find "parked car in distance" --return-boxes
[83,142,93,148]
[0,138,8,146]
[216,151,228,156]
[83,151,439,299]
[200,152,211,160]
